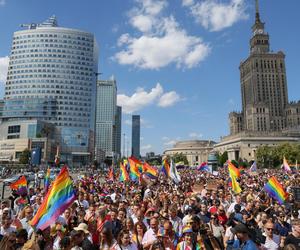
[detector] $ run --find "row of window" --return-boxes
[13,42,92,51]
[10,58,93,66]
[7,78,92,86]
[7,74,92,81]
[10,64,92,71]
[10,53,93,62]
[14,33,93,42]
[11,48,93,58]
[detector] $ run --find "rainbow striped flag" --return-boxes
[264,176,288,205]
[228,161,241,178]
[107,167,114,182]
[30,166,76,230]
[231,175,242,194]
[161,158,171,177]
[119,162,129,182]
[10,176,27,195]
[129,156,144,173]
[128,157,141,182]
[44,168,51,192]
[143,162,158,179]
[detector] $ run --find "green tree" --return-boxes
[19,148,31,164]
[217,151,228,166]
[172,153,189,165]
[256,143,300,169]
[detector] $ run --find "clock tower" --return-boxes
[250,0,270,54]
[240,0,288,132]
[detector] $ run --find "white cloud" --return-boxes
[117,83,180,113]
[163,139,177,147]
[189,132,203,138]
[114,0,210,69]
[0,0,6,6]
[158,91,180,107]
[182,0,194,7]
[0,56,9,83]
[162,136,169,141]
[183,0,248,32]
[141,144,152,151]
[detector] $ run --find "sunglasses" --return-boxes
[266,228,274,231]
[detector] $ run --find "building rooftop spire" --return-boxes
[255,0,261,23]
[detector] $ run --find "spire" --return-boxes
[255,0,261,23]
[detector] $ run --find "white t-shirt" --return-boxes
[142,228,157,246]
[263,234,280,250]
[0,225,16,236]
[112,243,138,250]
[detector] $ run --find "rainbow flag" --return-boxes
[264,176,288,205]
[143,162,158,179]
[119,162,129,182]
[128,157,141,182]
[129,156,144,173]
[228,161,240,178]
[231,175,242,194]
[30,166,76,230]
[10,176,27,195]
[162,158,171,177]
[283,157,291,173]
[44,168,51,192]
[107,167,114,182]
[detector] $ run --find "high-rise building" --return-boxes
[240,0,288,132]
[2,16,98,165]
[214,1,300,161]
[114,106,122,158]
[131,115,140,158]
[95,77,120,161]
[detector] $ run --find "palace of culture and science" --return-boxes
[215,0,300,161]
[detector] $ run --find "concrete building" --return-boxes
[0,119,57,162]
[164,140,216,166]
[95,78,121,162]
[215,1,300,162]
[131,115,140,158]
[3,16,98,165]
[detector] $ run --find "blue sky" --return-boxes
[0,0,300,156]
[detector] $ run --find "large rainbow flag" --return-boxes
[10,176,27,195]
[264,176,288,205]
[228,161,241,178]
[30,166,76,230]
[161,158,171,177]
[128,157,141,182]
[107,167,114,182]
[143,162,158,179]
[119,162,129,182]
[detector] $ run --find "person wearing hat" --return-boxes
[73,223,96,250]
[176,226,202,250]
[230,223,258,250]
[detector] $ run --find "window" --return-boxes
[8,125,21,134]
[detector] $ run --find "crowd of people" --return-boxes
[0,165,299,250]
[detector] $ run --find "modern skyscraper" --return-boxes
[114,106,122,158]
[95,77,121,161]
[2,16,98,164]
[131,115,140,158]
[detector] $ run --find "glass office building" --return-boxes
[3,16,98,165]
[131,115,140,158]
[95,78,120,161]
